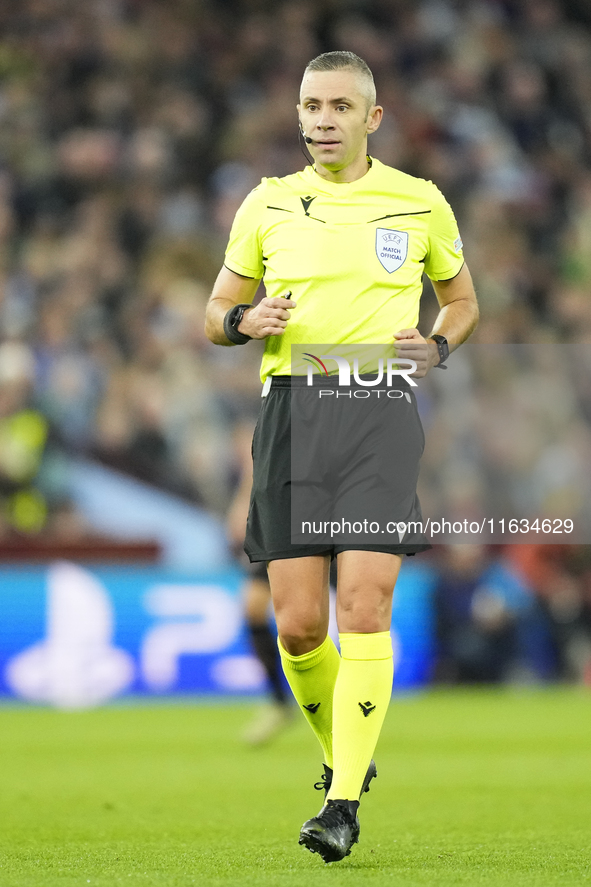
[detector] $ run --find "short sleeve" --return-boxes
[423,185,465,281]
[224,183,266,279]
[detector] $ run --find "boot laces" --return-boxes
[314,772,331,792]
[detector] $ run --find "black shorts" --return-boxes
[245,375,431,563]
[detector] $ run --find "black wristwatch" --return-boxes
[430,334,449,369]
[223,303,253,345]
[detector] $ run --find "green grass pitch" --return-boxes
[0,689,590,886]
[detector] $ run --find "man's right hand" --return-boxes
[238,295,296,339]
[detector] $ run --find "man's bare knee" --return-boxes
[337,585,394,633]
[336,551,400,633]
[337,601,388,633]
[268,554,330,655]
[277,606,327,654]
[278,616,327,656]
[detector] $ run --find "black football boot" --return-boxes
[299,799,360,863]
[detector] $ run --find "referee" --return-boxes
[205,51,479,863]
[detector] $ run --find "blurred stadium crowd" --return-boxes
[0,0,590,682]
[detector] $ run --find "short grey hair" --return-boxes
[302,51,377,110]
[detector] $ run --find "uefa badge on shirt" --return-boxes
[375,228,408,273]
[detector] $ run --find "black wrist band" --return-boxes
[430,334,449,369]
[223,304,253,345]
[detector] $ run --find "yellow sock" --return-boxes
[278,635,340,767]
[327,631,393,801]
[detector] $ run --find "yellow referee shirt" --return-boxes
[224,158,464,380]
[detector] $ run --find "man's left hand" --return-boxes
[393,328,439,378]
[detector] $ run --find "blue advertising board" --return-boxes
[0,560,435,708]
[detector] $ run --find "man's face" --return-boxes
[297,69,382,172]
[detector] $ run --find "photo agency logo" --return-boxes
[302,352,417,399]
